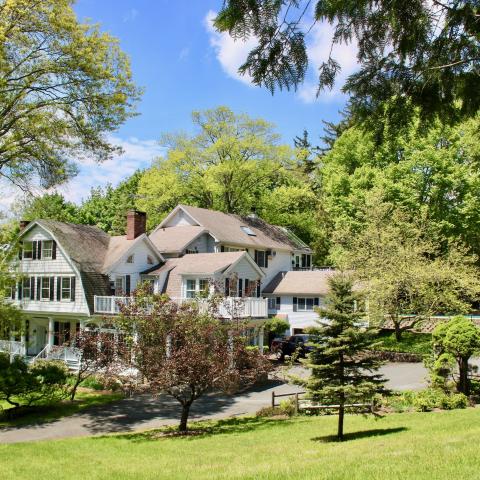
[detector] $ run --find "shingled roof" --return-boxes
[158,205,311,253]
[149,225,207,253]
[263,270,337,296]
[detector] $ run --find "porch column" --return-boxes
[258,327,264,354]
[20,319,26,356]
[48,317,54,348]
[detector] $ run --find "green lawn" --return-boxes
[0,390,122,428]
[1,408,479,480]
[377,331,432,356]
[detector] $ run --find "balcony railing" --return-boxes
[94,295,268,319]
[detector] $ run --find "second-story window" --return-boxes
[61,277,72,301]
[41,277,51,301]
[22,278,31,299]
[254,250,267,268]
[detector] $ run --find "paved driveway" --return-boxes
[0,362,429,444]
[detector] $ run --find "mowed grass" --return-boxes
[1,408,479,480]
[377,331,432,356]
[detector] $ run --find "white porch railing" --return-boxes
[0,339,26,357]
[94,295,268,319]
[32,344,81,370]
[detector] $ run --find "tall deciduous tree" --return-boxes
[301,273,385,441]
[334,194,480,340]
[136,106,302,228]
[0,0,141,190]
[214,1,480,124]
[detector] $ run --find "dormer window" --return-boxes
[240,226,256,236]
[126,254,134,264]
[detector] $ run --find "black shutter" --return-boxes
[220,245,225,252]
[32,241,37,260]
[18,242,23,260]
[52,241,57,260]
[36,277,41,300]
[314,297,319,307]
[254,250,258,264]
[125,275,131,295]
[10,285,15,299]
[37,241,42,260]
[307,255,311,268]
[238,278,243,297]
[276,296,281,308]
[293,297,298,312]
[18,281,23,300]
[301,254,306,268]
[265,250,270,269]
[256,282,261,297]
[30,277,35,300]
[49,277,55,301]
[54,321,59,346]
[70,277,76,301]
[225,278,230,296]
[244,279,249,296]
[57,277,61,301]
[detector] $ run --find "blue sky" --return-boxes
[2,0,357,213]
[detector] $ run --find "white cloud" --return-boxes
[0,136,164,216]
[298,21,359,103]
[58,136,165,204]
[204,10,257,86]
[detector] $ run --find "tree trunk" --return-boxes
[179,402,191,432]
[458,356,470,396]
[70,370,83,402]
[337,401,344,441]
[393,320,403,342]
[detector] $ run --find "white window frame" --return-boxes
[61,277,72,301]
[297,297,315,311]
[42,240,53,259]
[147,255,154,265]
[126,254,134,264]
[267,298,277,310]
[256,250,266,268]
[41,277,51,301]
[23,241,33,260]
[115,276,125,296]
[22,278,31,299]
[185,278,210,299]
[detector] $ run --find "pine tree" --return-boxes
[303,273,385,441]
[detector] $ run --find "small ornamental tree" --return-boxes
[433,316,480,396]
[117,284,271,432]
[69,328,128,402]
[301,273,386,441]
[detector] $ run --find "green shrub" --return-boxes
[257,398,296,417]
[79,375,107,391]
[380,389,468,413]
[264,317,290,336]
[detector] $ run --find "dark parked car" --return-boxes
[271,334,314,361]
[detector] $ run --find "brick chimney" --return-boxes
[126,210,146,240]
[19,220,30,231]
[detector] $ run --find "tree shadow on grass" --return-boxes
[96,415,293,443]
[312,427,408,443]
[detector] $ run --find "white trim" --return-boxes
[223,251,265,278]
[156,205,201,231]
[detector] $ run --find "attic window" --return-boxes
[240,226,256,236]
[147,255,154,265]
[126,254,134,264]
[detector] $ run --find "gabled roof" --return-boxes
[157,205,311,253]
[263,270,336,296]
[146,251,264,277]
[149,225,208,253]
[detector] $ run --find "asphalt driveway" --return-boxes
[0,362,429,444]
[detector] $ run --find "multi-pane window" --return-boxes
[268,298,277,310]
[255,250,266,268]
[186,279,196,298]
[22,278,31,299]
[61,277,72,301]
[41,277,51,301]
[23,241,33,259]
[42,240,53,259]
[185,279,209,298]
[126,254,134,264]
[297,297,315,311]
[115,277,125,296]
